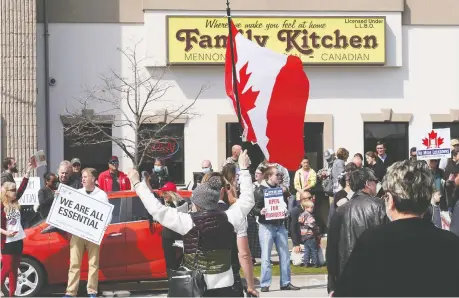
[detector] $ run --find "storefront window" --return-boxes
[363,122,409,163]
[226,122,324,178]
[63,124,113,175]
[138,123,185,184]
[432,122,459,140]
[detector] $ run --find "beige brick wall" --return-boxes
[0,0,37,175]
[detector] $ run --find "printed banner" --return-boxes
[46,184,113,245]
[14,177,41,205]
[416,129,451,160]
[263,187,286,220]
[167,16,386,64]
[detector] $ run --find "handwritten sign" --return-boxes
[263,187,285,220]
[14,177,40,205]
[416,129,451,160]
[47,184,113,245]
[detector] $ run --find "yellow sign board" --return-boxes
[167,16,386,65]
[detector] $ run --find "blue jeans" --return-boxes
[259,223,291,287]
[303,238,319,265]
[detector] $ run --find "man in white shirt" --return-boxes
[64,168,110,298]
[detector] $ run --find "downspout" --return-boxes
[43,0,50,172]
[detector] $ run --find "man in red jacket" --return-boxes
[97,156,131,192]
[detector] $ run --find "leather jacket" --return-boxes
[327,190,387,293]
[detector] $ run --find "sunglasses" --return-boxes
[110,161,119,165]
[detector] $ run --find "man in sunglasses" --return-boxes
[97,156,131,192]
[326,167,386,294]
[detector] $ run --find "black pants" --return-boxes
[162,237,180,272]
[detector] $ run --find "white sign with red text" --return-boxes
[263,187,285,220]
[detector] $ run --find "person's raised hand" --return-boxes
[238,149,250,170]
[128,169,140,187]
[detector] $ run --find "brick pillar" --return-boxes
[0,0,37,175]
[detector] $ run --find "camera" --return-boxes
[49,77,57,86]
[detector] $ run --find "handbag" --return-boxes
[167,230,207,297]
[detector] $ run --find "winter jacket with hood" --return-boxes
[326,190,387,293]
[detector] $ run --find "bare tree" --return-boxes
[64,42,208,169]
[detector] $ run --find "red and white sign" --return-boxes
[416,129,451,160]
[225,21,310,171]
[263,187,286,220]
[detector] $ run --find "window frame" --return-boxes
[363,122,409,163]
[125,196,158,224]
[432,122,459,140]
[138,123,186,184]
[107,197,129,225]
[63,123,113,176]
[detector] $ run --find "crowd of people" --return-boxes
[1,137,459,297]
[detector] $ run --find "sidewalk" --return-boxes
[257,275,328,297]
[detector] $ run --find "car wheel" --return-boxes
[1,257,46,297]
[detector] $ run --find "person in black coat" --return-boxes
[326,167,386,293]
[37,172,58,218]
[333,160,459,297]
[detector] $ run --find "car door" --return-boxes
[124,196,167,279]
[45,197,127,283]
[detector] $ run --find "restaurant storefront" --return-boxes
[33,0,459,184]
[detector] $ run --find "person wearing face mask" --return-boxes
[326,167,387,294]
[37,172,58,218]
[150,159,169,189]
[201,160,213,174]
[333,160,459,297]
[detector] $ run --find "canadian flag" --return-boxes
[225,20,310,171]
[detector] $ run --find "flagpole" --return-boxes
[226,0,245,141]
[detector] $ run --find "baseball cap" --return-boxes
[410,147,417,154]
[160,182,177,192]
[324,149,335,161]
[109,156,119,163]
[71,158,81,165]
[451,139,459,147]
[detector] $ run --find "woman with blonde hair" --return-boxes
[1,182,27,296]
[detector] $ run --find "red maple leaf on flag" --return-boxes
[234,62,260,142]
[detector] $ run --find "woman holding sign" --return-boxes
[1,181,27,297]
[253,167,300,293]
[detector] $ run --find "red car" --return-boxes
[1,190,191,297]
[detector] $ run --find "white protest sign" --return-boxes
[30,150,47,168]
[263,187,286,220]
[416,129,451,160]
[14,177,41,205]
[46,184,113,245]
